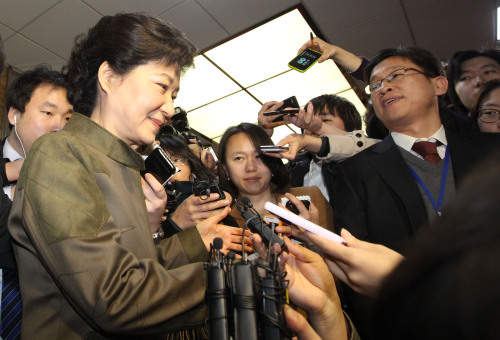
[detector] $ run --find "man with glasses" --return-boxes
[332,47,500,339]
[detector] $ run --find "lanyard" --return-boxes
[407,146,450,216]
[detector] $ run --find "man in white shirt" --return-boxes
[333,46,500,339]
[2,66,73,198]
[0,66,72,339]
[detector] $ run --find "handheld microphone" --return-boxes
[260,254,288,340]
[235,197,284,247]
[205,238,230,340]
[232,261,259,340]
[213,237,223,267]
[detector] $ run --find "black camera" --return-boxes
[171,107,190,132]
[157,107,202,146]
[192,175,226,201]
[283,196,311,215]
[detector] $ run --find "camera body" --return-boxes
[158,107,202,146]
[281,195,311,215]
[192,176,226,201]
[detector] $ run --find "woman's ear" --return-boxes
[97,61,118,94]
[222,164,229,179]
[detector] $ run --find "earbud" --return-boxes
[14,115,17,125]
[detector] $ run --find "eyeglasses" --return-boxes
[171,157,187,166]
[368,67,428,93]
[478,109,500,123]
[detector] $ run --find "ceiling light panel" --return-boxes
[187,91,262,139]
[175,55,241,111]
[204,9,314,87]
[247,62,351,106]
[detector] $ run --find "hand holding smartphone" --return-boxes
[288,48,322,73]
[263,95,300,122]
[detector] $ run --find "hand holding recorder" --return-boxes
[257,101,287,136]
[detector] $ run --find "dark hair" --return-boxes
[446,50,500,113]
[6,65,70,114]
[364,105,389,139]
[0,34,5,76]
[157,133,213,182]
[217,123,290,197]
[470,79,500,131]
[372,155,500,340]
[308,94,362,132]
[63,13,197,116]
[364,47,444,83]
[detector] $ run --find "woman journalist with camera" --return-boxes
[155,133,248,249]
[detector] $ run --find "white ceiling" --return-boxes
[1,0,496,72]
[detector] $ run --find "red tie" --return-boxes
[411,141,442,164]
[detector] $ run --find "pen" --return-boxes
[310,32,315,50]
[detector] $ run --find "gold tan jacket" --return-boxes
[8,113,208,339]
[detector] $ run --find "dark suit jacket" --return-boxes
[333,130,500,340]
[334,130,500,254]
[287,151,337,205]
[0,137,15,270]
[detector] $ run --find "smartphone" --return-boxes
[263,108,300,116]
[267,95,300,122]
[260,145,289,153]
[142,144,179,186]
[288,48,322,73]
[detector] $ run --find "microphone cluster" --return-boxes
[204,233,291,339]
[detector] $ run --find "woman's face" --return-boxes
[167,153,192,182]
[224,132,272,197]
[477,87,500,133]
[454,56,500,111]
[102,61,180,146]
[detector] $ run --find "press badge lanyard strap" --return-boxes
[408,146,450,216]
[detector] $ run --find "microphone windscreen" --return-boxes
[213,237,223,250]
[242,196,252,207]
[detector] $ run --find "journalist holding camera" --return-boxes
[155,129,252,253]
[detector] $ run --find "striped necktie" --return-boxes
[1,269,22,340]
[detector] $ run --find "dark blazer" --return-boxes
[0,137,15,270]
[287,151,337,206]
[333,130,500,340]
[334,130,500,254]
